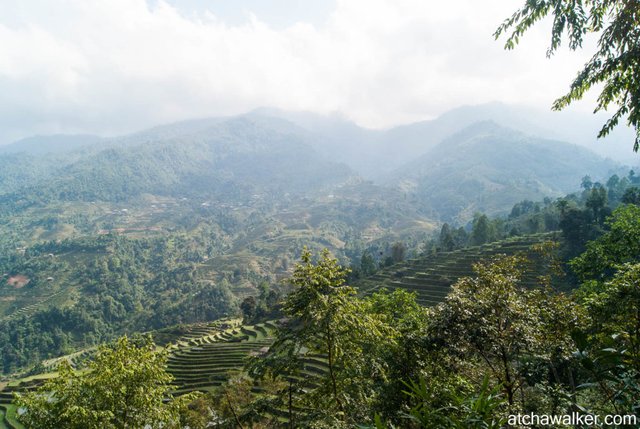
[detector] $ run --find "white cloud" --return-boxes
[0,0,596,142]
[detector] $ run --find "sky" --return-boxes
[0,0,599,144]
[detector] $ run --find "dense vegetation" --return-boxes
[0,233,238,373]
[396,121,618,223]
[1,0,639,425]
[1,151,636,377]
[211,205,640,427]
[11,202,640,427]
[15,336,195,428]
[423,170,640,263]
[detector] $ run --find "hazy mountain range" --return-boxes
[0,102,634,222]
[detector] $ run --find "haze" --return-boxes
[1,0,600,144]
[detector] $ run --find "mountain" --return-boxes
[422,102,637,163]
[1,104,628,220]
[250,103,638,179]
[16,117,354,203]
[6,103,633,183]
[0,134,102,155]
[0,105,630,380]
[247,107,385,177]
[391,121,620,223]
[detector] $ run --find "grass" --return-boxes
[0,405,7,429]
[0,403,25,429]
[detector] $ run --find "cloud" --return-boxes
[0,0,595,143]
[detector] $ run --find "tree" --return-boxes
[585,185,609,224]
[390,242,407,263]
[249,248,394,425]
[622,186,640,205]
[578,263,640,367]
[428,255,581,410]
[471,214,494,246]
[360,251,378,277]
[402,375,508,429]
[240,296,257,323]
[14,336,195,429]
[495,0,640,152]
[559,207,600,256]
[571,204,640,281]
[364,290,431,424]
[439,223,455,251]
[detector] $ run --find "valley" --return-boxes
[0,104,638,427]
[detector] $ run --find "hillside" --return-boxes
[392,121,620,223]
[0,135,102,156]
[0,233,566,427]
[4,117,353,204]
[247,103,635,179]
[0,106,624,222]
[356,232,566,305]
[0,106,624,385]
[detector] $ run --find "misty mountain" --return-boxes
[1,104,629,222]
[0,134,103,155]
[247,107,384,177]
[392,121,620,223]
[423,102,637,163]
[8,117,354,203]
[5,103,635,178]
[250,102,637,178]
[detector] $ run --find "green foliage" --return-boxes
[471,214,496,246]
[2,119,639,427]
[571,204,640,281]
[403,375,508,429]
[250,249,402,425]
[0,233,239,374]
[438,223,456,251]
[578,263,640,367]
[408,122,617,223]
[585,185,609,224]
[431,255,539,406]
[361,290,431,422]
[14,335,196,429]
[496,0,640,151]
[360,251,378,277]
[390,242,407,264]
[622,186,640,205]
[293,250,390,415]
[573,332,640,417]
[426,254,584,415]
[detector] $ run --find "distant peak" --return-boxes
[451,120,517,140]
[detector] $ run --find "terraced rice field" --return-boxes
[0,290,67,322]
[40,348,95,373]
[166,320,277,394]
[356,232,563,306]
[0,319,277,423]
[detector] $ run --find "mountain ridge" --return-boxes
[390,121,621,223]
